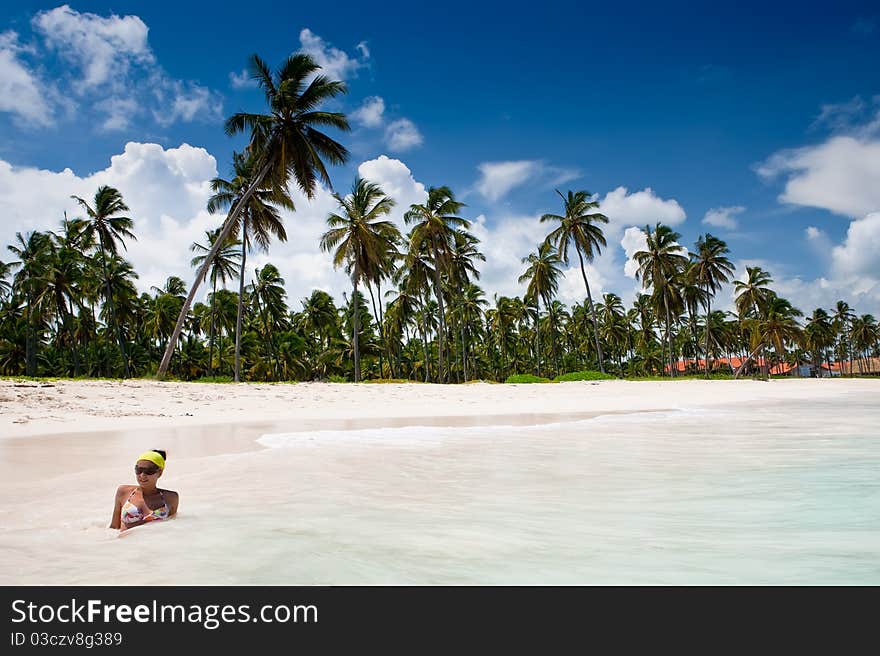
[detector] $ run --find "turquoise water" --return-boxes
[2,392,878,584]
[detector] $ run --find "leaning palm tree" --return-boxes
[404,186,469,383]
[518,241,564,377]
[190,228,241,376]
[158,52,350,378]
[633,223,688,376]
[690,234,734,377]
[832,300,855,376]
[320,178,398,382]
[71,186,136,378]
[208,151,294,381]
[541,189,609,372]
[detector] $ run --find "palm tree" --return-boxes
[832,301,855,376]
[404,186,469,383]
[805,308,835,377]
[734,266,774,378]
[759,296,803,374]
[541,189,609,372]
[207,151,294,381]
[158,52,350,378]
[250,263,288,379]
[190,228,241,377]
[633,223,688,376]
[321,178,398,382]
[448,230,485,381]
[71,186,136,377]
[518,241,563,377]
[691,234,735,377]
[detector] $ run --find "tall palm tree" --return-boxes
[518,241,563,377]
[633,223,688,376]
[404,186,469,383]
[321,178,398,382]
[448,230,485,381]
[70,186,136,378]
[805,308,835,377]
[250,263,288,379]
[691,234,735,377]
[158,52,350,378]
[8,231,52,376]
[541,189,609,372]
[208,151,294,381]
[832,300,855,376]
[190,228,241,377]
[734,266,774,378]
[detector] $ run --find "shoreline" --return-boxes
[2,378,876,440]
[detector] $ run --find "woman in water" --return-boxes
[109,450,179,531]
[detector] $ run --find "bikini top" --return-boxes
[121,487,169,525]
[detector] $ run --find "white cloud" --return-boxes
[475,161,539,202]
[228,69,256,89]
[702,205,745,229]
[351,96,385,128]
[757,136,880,218]
[620,227,648,279]
[831,212,880,282]
[297,28,368,81]
[385,118,423,151]
[33,4,153,92]
[598,186,686,231]
[0,31,53,126]
[21,5,222,131]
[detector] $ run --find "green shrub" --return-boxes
[363,378,418,384]
[194,375,234,383]
[504,374,552,384]
[554,370,615,382]
[327,375,348,383]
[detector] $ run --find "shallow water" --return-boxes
[1,391,878,584]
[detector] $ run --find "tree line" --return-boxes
[2,52,878,382]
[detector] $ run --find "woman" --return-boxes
[109,450,179,531]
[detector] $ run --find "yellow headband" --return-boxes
[136,451,165,470]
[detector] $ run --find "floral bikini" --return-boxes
[121,487,170,526]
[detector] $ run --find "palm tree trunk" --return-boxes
[460,307,468,382]
[234,216,248,383]
[419,295,430,382]
[25,293,35,377]
[431,243,446,383]
[704,288,711,379]
[98,236,131,378]
[157,160,272,379]
[366,283,383,378]
[67,297,81,377]
[577,251,604,373]
[352,273,361,383]
[208,277,217,377]
[666,302,674,378]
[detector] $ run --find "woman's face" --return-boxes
[135,460,162,486]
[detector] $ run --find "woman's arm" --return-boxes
[166,491,179,518]
[109,486,126,529]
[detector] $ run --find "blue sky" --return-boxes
[1,1,879,314]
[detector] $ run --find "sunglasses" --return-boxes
[134,466,160,476]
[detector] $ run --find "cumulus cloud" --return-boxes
[297,28,368,81]
[831,212,880,282]
[385,118,423,151]
[702,205,745,229]
[620,227,648,279]
[475,161,539,202]
[33,4,153,91]
[0,31,53,126]
[8,5,223,131]
[756,136,880,218]
[351,96,385,128]
[228,69,257,89]
[598,186,686,231]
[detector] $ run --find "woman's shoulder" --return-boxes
[116,484,137,495]
[160,488,179,499]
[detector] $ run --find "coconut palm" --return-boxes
[518,241,564,376]
[320,178,398,382]
[70,186,136,377]
[691,234,735,377]
[158,52,350,378]
[541,189,609,372]
[207,151,294,381]
[805,308,835,377]
[734,266,774,378]
[633,223,688,376]
[404,186,469,383]
[832,300,855,376]
[190,228,241,376]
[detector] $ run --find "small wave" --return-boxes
[257,408,706,449]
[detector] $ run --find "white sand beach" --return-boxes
[1,378,878,584]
